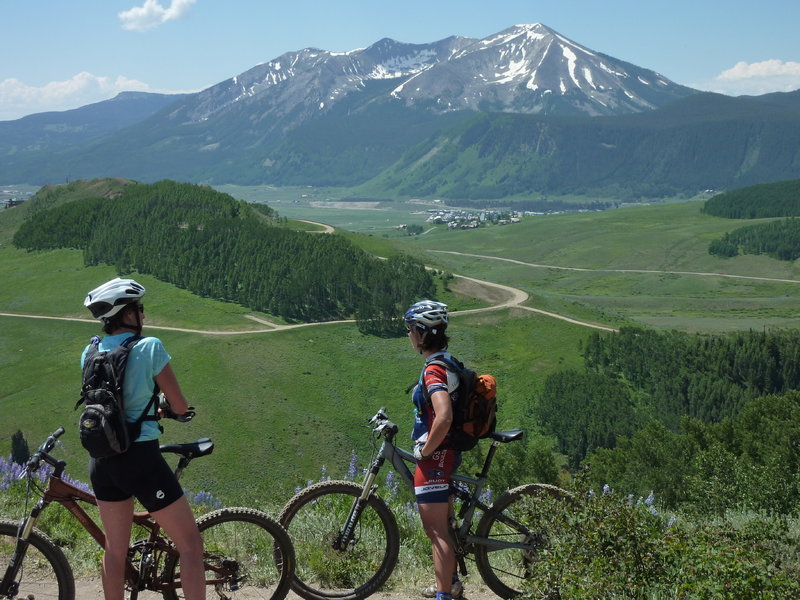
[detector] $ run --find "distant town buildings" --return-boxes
[424,208,523,230]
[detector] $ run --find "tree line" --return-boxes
[536,326,800,513]
[702,179,800,219]
[709,218,800,260]
[13,180,434,333]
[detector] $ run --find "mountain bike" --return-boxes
[0,425,295,600]
[278,408,573,600]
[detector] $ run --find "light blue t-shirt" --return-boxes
[81,333,171,442]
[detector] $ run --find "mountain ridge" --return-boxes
[2,24,799,196]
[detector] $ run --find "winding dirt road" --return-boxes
[0,268,612,334]
[431,250,800,285]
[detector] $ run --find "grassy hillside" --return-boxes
[0,191,587,507]
[5,184,800,506]
[391,201,800,332]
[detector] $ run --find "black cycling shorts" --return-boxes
[90,440,184,513]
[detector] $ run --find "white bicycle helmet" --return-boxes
[84,278,145,320]
[404,300,448,330]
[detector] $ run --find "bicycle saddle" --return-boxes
[490,429,524,443]
[159,437,214,458]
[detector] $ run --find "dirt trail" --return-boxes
[68,577,500,599]
[0,268,612,334]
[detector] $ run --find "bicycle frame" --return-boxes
[1,432,214,598]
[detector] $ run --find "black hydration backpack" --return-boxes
[76,335,159,458]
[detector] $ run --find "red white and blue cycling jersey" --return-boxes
[411,351,462,503]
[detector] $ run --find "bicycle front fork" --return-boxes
[334,462,383,551]
[0,502,45,597]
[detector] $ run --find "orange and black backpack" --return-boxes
[422,356,497,451]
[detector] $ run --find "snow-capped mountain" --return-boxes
[179,23,692,125]
[392,23,690,115]
[180,36,475,125]
[0,23,706,188]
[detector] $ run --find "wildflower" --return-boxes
[602,483,611,496]
[186,490,223,509]
[648,505,658,516]
[320,465,330,481]
[385,471,399,500]
[64,474,91,494]
[644,491,655,506]
[479,488,493,505]
[667,515,677,528]
[346,452,358,481]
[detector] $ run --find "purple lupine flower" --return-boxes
[644,491,655,506]
[479,488,493,505]
[602,484,611,496]
[346,452,358,481]
[321,465,330,481]
[648,505,658,516]
[667,515,677,528]
[186,489,223,509]
[385,471,399,500]
[63,474,91,494]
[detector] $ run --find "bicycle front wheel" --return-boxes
[0,518,75,600]
[161,507,294,600]
[278,480,400,600]
[474,483,574,599]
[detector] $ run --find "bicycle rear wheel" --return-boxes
[278,480,400,600]
[161,507,294,600]
[473,483,574,599]
[0,518,75,600]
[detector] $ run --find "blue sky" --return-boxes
[1,0,798,121]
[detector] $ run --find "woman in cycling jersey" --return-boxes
[82,278,205,600]
[404,300,463,600]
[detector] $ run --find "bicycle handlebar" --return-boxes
[368,407,399,438]
[21,427,65,478]
[158,394,195,422]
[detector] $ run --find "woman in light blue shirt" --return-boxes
[83,278,205,600]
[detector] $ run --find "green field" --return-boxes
[3,186,800,507]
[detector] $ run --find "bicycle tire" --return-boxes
[0,518,75,600]
[473,483,574,599]
[160,507,295,600]
[278,480,400,600]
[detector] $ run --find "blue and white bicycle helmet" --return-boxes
[84,278,145,320]
[404,300,448,331]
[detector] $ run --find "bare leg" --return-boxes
[419,502,455,595]
[96,498,135,600]
[151,495,206,600]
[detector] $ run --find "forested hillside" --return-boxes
[12,180,434,330]
[362,92,800,199]
[702,178,800,218]
[536,326,800,512]
[704,179,800,260]
[709,218,800,260]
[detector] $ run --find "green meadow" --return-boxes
[3,187,800,507]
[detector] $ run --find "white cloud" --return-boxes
[0,72,152,121]
[119,0,197,32]
[694,59,800,96]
